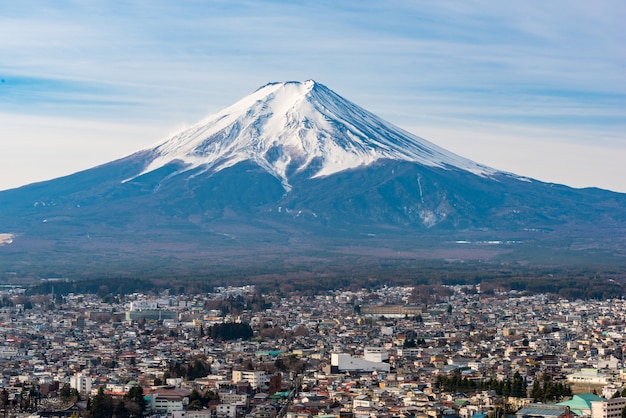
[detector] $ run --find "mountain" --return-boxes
[134,80,495,191]
[1,80,625,277]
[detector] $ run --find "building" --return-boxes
[0,346,18,359]
[516,404,575,418]
[558,393,605,417]
[330,348,391,373]
[250,405,277,418]
[125,309,177,322]
[146,388,189,414]
[591,397,626,418]
[216,403,238,417]
[187,412,212,418]
[567,369,611,386]
[363,347,389,363]
[232,370,268,390]
[219,392,248,406]
[360,304,423,318]
[130,301,158,310]
[69,372,92,395]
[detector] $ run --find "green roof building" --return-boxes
[558,393,605,417]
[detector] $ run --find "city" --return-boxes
[2,283,626,418]
[2,2,624,418]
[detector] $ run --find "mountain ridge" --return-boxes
[0,80,625,277]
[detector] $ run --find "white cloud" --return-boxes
[0,113,167,190]
[411,122,626,192]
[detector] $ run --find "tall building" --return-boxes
[70,372,92,394]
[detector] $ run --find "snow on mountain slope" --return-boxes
[134,80,496,190]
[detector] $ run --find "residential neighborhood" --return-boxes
[2,283,626,418]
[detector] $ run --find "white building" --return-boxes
[363,347,389,363]
[216,404,238,417]
[70,372,92,394]
[592,398,626,418]
[353,395,373,409]
[601,384,623,400]
[219,392,248,406]
[232,370,268,390]
[186,412,212,418]
[567,368,610,385]
[331,347,391,373]
[147,388,189,414]
[598,356,621,370]
[129,300,158,311]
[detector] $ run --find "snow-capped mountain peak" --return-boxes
[135,80,495,190]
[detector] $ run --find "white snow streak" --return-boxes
[417,175,424,204]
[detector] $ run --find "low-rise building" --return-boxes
[516,404,575,418]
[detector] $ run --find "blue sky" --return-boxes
[1,0,625,191]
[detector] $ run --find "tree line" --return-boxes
[22,261,626,301]
[205,322,253,341]
[437,370,571,401]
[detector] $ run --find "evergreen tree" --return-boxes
[529,374,571,402]
[512,371,526,397]
[189,389,202,405]
[125,385,147,416]
[203,390,219,404]
[0,388,8,412]
[90,387,114,418]
[403,338,417,348]
[531,380,543,400]
[114,400,130,418]
[502,380,512,397]
[60,383,72,400]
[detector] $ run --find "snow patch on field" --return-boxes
[0,234,15,246]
